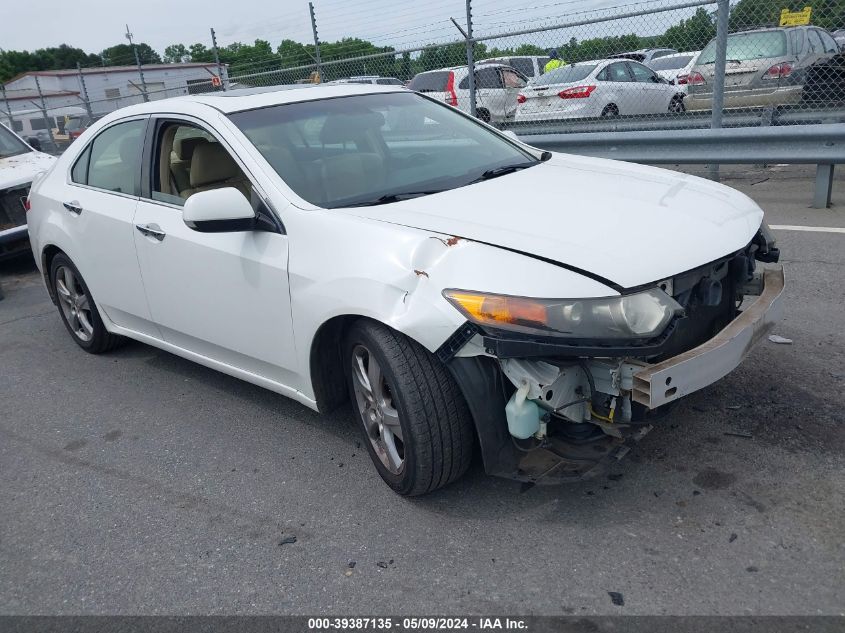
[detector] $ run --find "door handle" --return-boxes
[62,201,82,215]
[135,223,166,242]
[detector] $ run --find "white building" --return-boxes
[1,63,229,118]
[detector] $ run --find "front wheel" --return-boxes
[344,320,474,496]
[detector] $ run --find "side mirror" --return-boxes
[26,137,42,151]
[182,187,256,232]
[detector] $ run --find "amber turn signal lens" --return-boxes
[444,291,547,327]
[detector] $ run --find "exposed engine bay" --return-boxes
[445,229,784,484]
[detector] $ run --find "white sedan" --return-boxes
[27,84,783,495]
[515,58,687,121]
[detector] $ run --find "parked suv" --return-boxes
[478,56,550,79]
[686,26,840,110]
[0,123,55,259]
[647,51,701,90]
[408,64,528,123]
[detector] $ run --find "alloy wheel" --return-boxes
[55,265,94,342]
[351,344,405,474]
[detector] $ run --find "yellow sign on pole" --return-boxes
[779,6,812,26]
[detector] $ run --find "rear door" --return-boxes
[602,62,637,113]
[474,66,507,119]
[500,68,527,119]
[62,117,159,337]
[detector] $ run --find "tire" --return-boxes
[344,320,474,496]
[476,108,491,123]
[669,96,685,113]
[50,253,124,354]
[601,104,619,118]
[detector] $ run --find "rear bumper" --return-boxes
[632,266,785,409]
[685,86,803,110]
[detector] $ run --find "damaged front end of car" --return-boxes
[438,227,785,484]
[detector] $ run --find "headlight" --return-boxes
[443,288,683,340]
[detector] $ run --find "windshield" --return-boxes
[649,54,694,70]
[408,71,452,92]
[0,123,31,159]
[530,63,598,86]
[699,31,787,64]
[229,92,536,209]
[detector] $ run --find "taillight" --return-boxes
[517,93,526,104]
[24,197,31,212]
[677,74,688,85]
[445,71,458,106]
[558,85,596,99]
[763,62,793,80]
[687,72,705,86]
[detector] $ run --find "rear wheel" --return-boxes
[344,320,474,496]
[50,253,124,354]
[669,95,685,113]
[601,104,619,118]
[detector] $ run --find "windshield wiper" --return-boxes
[468,161,537,184]
[335,190,443,208]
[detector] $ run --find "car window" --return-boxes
[807,29,824,53]
[699,31,787,64]
[628,62,659,83]
[70,145,91,183]
[790,29,804,55]
[476,67,503,89]
[600,62,632,82]
[0,123,31,158]
[650,50,675,60]
[509,58,535,77]
[532,63,598,86]
[502,69,526,88]
[82,119,145,195]
[649,55,694,70]
[151,121,251,206]
[229,92,535,209]
[408,71,451,92]
[538,57,550,73]
[377,78,403,85]
[817,30,839,54]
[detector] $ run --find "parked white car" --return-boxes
[648,51,701,91]
[27,84,784,495]
[1,123,56,259]
[515,59,687,121]
[408,64,527,123]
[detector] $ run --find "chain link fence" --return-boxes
[2,0,844,154]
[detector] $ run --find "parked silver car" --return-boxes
[686,26,840,110]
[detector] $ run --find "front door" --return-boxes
[132,118,298,387]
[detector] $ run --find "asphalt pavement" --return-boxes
[1,164,843,615]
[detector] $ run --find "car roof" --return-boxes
[654,51,700,58]
[98,83,408,116]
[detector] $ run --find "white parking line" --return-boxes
[769,225,845,234]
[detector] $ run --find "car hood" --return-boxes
[0,151,56,190]
[341,154,763,289]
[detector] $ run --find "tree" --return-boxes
[101,42,161,65]
[661,7,716,51]
[163,44,191,63]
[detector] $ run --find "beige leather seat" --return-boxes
[181,142,251,200]
[318,114,385,202]
[171,136,208,194]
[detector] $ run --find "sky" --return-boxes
[1,0,702,60]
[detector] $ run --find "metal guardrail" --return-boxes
[502,106,845,136]
[518,123,844,209]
